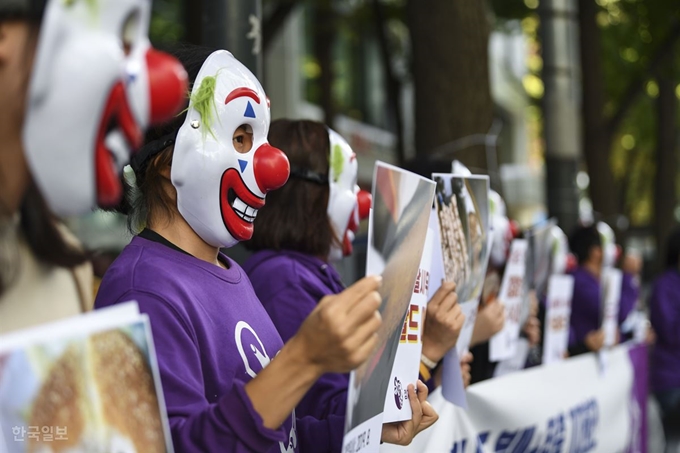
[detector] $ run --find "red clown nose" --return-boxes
[357,190,372,220]
[254,143,291,193]
[146,49,189,125]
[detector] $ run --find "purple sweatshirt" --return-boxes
[649,269,680,393]
[568,267,602,354]
[95,235,342,453]
[242,250,349,429]
[619,272,639,325]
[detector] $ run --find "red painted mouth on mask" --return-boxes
[219,168,266,242]
[342,212,359,256]
[95,81,142,208]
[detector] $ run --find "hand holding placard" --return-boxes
[422,282,465,363]
[294,275,382,374]
[380,381,438,445]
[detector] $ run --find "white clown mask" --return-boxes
[23,0,187,216]
[451,160,473,177]
[327,129,371,262]
[549,225,569,275]
[172,50,290,249]
[597,221,618,268]
[488,190,511,268]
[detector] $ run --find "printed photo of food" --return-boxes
[0,321,171,453]
[432,174,490,304]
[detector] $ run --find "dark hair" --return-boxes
[569,224,601,266]
[0,182,89,295]
[246,119,338,257]
[121,44,217,233]
[664,227,680,270]
[0,0,46,23]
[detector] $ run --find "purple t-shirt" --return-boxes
[619,272,639,325]
[243,250,349,427]
[95,236,342,453]
[649,269,680,393]
[568,267,602,348]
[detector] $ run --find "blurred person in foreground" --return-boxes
[243,120,452,446]
[650,227,680,451]
[95,49,436,452]
[0,0,186,332]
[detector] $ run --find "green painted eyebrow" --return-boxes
[190,74,218,139]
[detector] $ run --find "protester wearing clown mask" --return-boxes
[244,120,443,448]
[0,0,186,333]
[96,48,436,452]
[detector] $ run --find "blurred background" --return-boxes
[70,0,680,288]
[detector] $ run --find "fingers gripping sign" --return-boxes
[422,282,466,363]
[297,275,383,374]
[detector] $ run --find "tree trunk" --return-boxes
[312,0,335,125]
[654,72,678,272]
[406,0,493,172]
[578,0,619,221]
[372,0,405,165]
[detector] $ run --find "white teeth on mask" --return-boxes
[230,195,258,224]
[232,197,248,213]
[104,129,131,169]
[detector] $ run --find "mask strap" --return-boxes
[289,167,328,185]
[131,131,177,177]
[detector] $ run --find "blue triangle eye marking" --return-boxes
[244,101,256,118]
[238,159,248,172]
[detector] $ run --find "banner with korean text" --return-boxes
[381,343,648,453]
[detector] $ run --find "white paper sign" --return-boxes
[489,239,528,362]
[0,303,174,453]
[455,300,480,357]
[344,162,436,453]
[601,268,622,348]
[428,209,445,296]
[440,299,480,407]
[543,274,575,365]
[493,338,530,377]
[382,229,434,423]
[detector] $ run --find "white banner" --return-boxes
[543,275,575,365]
[381,344,647,453]
[490,239,528,362]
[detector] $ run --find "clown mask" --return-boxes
[597,221,619,269]
[488,190,512,268]
[549,225,569,275]
[172,50,290,249]
[23,0,187,216]
[327,129,371,262]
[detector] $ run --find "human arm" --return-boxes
[470,298,505,348]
